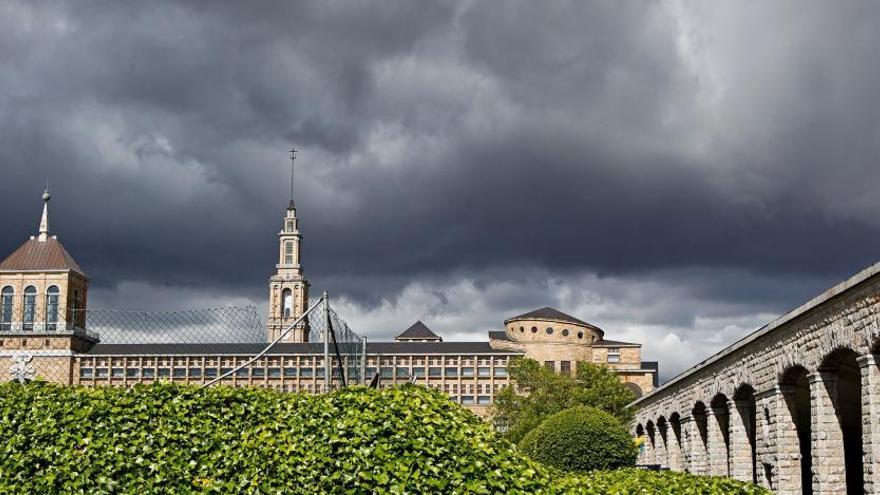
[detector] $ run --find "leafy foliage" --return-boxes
[558,469,772,494]
[493,358,635,443]
[0,382,769,494]
[0,382,552,494]
[519,405,638,472]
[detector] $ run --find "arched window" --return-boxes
[23,286,37,331]
[282,289,293,318]
[0,287,13,331]
[46,286,60,331]
[519,326,524,333]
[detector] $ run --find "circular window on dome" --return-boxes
[519,326,525,333]
[546,327,553,335]
[531,326,538,334]
[577,331,584,339]
[562,329,569,337]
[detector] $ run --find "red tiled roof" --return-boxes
[0,237,87,277]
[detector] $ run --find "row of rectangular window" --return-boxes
[80,358,509,368]
[80,366,508,380]
[79,367,332,379]
[82,359,328,368]
[364,366,507,378]
[367,359,507,367]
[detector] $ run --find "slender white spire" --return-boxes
[38,184,50,242]
[288,147,297,209]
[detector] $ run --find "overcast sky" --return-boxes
[2,1,880,381]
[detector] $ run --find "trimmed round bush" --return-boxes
[518,405,638,472]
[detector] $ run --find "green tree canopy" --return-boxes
[492,358,636,443]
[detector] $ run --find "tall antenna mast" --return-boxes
[288,147,297,208]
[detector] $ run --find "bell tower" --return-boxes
[266,149,310,342]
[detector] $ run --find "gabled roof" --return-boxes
[0,237,87,277]
[505,307,592,327]
[394,321,442,342]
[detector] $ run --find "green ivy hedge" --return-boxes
[519,405,638,472]
[559,469,772,494]
[0,382,769,494]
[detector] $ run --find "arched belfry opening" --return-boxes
[710,394,731,477]
[781,365,812,495]
[819,349,863,495]
[733,384,757,484]
[691,402,709,475]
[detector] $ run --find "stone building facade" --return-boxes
[631,260,880,494]
[1,189,656,416]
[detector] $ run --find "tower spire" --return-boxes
[288,147,297,209]
[38,182,51,241]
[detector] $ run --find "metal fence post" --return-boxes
[361,336,367,385]
[323,291,330,392]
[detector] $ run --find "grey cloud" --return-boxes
[2,1,880,378]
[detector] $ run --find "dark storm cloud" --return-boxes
[2,0,880,360]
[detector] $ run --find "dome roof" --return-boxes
[504,307,602,330]
[505,307,588,325]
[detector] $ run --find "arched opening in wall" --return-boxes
[692,402,709,475]
[733,384,757,484]
[624,382,643,399]
[819,349,863,495]
[669,412,683,471]
[646,420,656,464]
[635,424,645,461]
[657,416,668,467]
[710,394,731,477]
[281,289,293,319]
[780,365,812,495]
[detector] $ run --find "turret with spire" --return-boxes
[266,149,311,342]
[0,186,95,355]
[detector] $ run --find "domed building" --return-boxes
[488,307,656,398]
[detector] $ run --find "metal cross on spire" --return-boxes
[289,147,297,206]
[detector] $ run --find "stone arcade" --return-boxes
[631,262,880,494]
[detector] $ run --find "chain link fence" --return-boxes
[0,295,364,392]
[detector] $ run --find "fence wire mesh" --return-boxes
[0,296,364,392]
